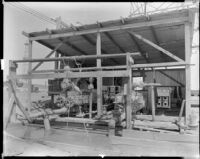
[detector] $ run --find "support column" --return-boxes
[55,52,59,69]
[7,61,18,124]
[184,22,192,125]
[151,85,155,121]
[152,68,156,121]
[126,53,132,129]
[27,40,32,112]
[96,32,102,116]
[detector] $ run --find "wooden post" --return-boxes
[7,61,18,124]
[55,17,63,70]
[153,69,156,83]
[152,68,156,120]
[5,95,15,129]
[8,79,32,122]
[185,22,192,125]
[126,53,132,129]
[27,40,32,113]
[89,77,94,119]
[96,32,102,116]
[151,85,155,121]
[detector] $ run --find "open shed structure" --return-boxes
[8,8,197,129]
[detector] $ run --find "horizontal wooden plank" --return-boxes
[135,115,184,123]
[13,52,140,63]
[131,62,187,68]
[10,70,129,79]
[134,120,179,130]
[29,16,189,41]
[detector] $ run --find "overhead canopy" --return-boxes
[26,8,196,66]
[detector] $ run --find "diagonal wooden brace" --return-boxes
[31,42,64,71]
[8,80,32,123]
[128,31,185,62]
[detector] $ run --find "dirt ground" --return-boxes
[3,123,199,157]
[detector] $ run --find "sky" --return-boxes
[3,2,199,90]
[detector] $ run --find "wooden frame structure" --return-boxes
[7,8,197,129]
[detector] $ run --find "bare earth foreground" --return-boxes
[3,87,199,157]
[3,122,199,157]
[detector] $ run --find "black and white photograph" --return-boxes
[2,1,199,157]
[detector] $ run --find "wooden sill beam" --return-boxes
[29,16,188,41]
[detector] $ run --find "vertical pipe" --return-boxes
[184,22,192,125]
[96,32,102,116]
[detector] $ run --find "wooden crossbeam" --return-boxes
[129,31,184,62]
[32,42,64,71]
[29,16,188,41]
[13,52,140,63]
[11,70,129,79]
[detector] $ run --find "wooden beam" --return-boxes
[32,42,64,71]
[97,32,102,116]
[27,40,32,113]
[126,53,132,129]
[129,31,184,62]
[31,63,186,74]
[35,117,110,125]
[127,32,148,62]
[32,65,127,73]
[8,80,32,122]
[22,31,30,37]
[11,70,129,80]
[135,114,184,123]
[82,34,119,65]
[149,26,168,62]
[131,62,187,68]
[185,22,192,125]
[150,85,156,121]
[5,95,15,129]
[13,52,140,63]
[29,16,189,41]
